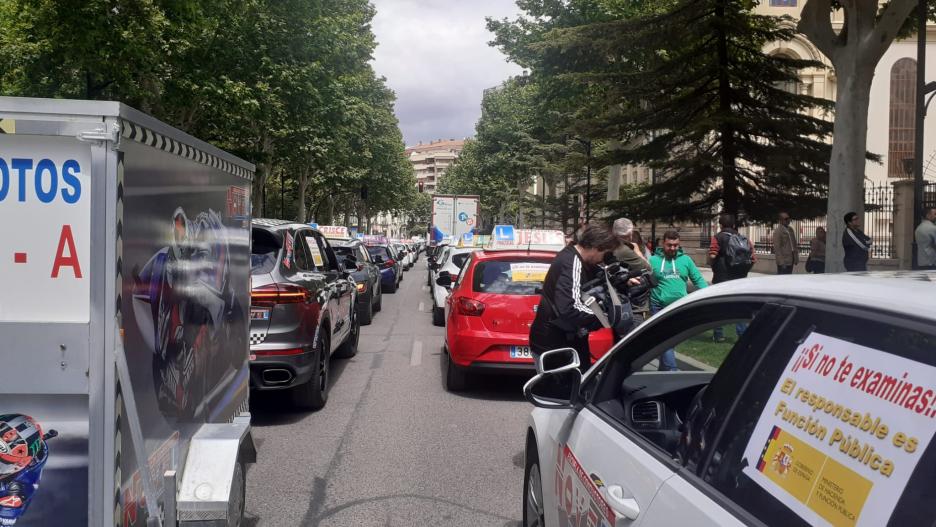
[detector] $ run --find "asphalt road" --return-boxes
[245,256,529,527]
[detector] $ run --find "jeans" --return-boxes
[777,265,794,275]
[713,323,748,341]
[650,302,678,371]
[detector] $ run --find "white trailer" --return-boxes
[430,194,479,243]
[0,98,255,527]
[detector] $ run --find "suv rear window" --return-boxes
[251,228,280,275]
[473,259,551,295]
[367,246,391,260]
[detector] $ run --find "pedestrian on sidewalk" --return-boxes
[772,211,798,274]
[806,227,826,274]
[914,207,936,268]
[632,229,652,260]
[707,213,753,342]
[612,218,651,323]
[843,212,872,272]
[649,230,708,371]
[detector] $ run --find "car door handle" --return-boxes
[605,485,640,521]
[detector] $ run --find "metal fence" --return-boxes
[926,181,936,210]
[698,183,896,259]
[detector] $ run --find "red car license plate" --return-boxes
[510,346,532,359]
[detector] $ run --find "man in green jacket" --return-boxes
[649,230,708,370]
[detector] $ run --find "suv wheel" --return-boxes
[442,347,468,391]
[523,446,545,527]
[373,289,383,312]
[385,280,398,294]
[358,293,374,325]
[334,316,360,359]
[293,332,329,410]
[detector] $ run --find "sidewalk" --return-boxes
[697,267,772,283]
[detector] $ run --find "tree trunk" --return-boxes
[825,62,875,273]
[716,0,740,216]
[252,135,273,218]
[297,168,308,224]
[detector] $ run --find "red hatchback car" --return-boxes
[439,249,614,391]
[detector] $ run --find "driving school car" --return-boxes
[521,272,936,527]
[439,249,613,391]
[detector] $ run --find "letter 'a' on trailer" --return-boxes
[0,97,255,527]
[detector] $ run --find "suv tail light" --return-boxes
[355,282,366,293]
[384,259,396,269]
[456,297,485,316]
[251,283,309,305]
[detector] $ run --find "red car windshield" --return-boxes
[472,259,552,295]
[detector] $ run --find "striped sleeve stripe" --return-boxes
[571,256,594,314]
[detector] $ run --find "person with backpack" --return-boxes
[707,213,754,342]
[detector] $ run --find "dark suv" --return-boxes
[249,219,359,410]
[329,238,382,325]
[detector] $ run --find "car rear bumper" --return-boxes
[446,330,535,369]
[460,360,536,376]
[379,269,396,286]
[249,349,316,390]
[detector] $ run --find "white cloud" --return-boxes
[370,0,524,146]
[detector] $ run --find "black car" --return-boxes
[328,238,382,325]
[249,219,359,410]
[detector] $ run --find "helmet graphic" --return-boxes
[0,415,43,478]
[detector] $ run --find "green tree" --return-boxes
[798,0,925,271]
[495,0,835,223]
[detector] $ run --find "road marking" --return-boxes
[418,301,425,312]
[410,340,423,366]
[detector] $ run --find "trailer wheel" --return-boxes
[227,461,245,527]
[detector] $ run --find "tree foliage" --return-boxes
[0,0,416,225]
[489,0,838,224]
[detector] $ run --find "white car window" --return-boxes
[702,304,936,527]
[583,300,770,458]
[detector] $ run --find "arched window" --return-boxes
[770,49,803,95]
[889,58,917,178]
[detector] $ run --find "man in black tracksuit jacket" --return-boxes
[530,225,620,371]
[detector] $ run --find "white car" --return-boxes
[393,242,414,270]
[522,272,936,527]
[430,247,479,326]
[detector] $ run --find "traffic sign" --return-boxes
[493,225,515,242]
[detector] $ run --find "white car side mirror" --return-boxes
[523,348,582,409]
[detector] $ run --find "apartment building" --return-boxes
[406,139,465,193]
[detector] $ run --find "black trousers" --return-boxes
[777,265,794,275]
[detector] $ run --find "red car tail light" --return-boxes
[456,297,485,316]
[251,283,309,305]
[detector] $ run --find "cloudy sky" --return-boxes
[370,0,524,147]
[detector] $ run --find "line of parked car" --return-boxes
[249,219,423,409]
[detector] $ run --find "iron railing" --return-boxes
[698,184,896,259]
[925,181,936,210]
